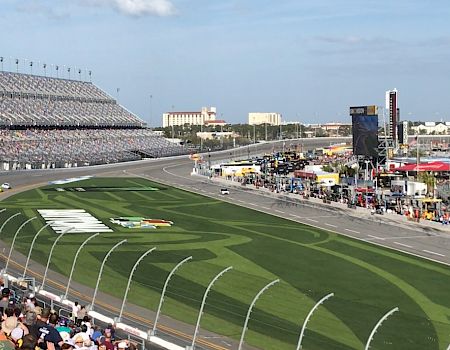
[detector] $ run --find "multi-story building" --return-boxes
[248,112,281,126]
[162,107,216,127]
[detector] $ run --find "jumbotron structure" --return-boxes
[0,71,187,170]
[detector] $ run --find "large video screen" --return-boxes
[352,115,378,157]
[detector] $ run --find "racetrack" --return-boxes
[1,137,450,350]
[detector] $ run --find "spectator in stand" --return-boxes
[101,330,113,350]
[22,311,37,336]
[9,327,24,347]
[29,307,63,350]
[91,326,101,344]
[80,316,92,337]
[0,316,17,350]
[0,289,11,315]
[71,302,80,325]
[76,308,86,327]
[20,334,39,350]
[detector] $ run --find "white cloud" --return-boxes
[114,0,176,17]
[78,0,176,16]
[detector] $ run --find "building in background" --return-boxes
[411,122,450,135]
[248,112,281,126]
[385,89,399,143]
[162,107,216,127]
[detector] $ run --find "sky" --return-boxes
[1,0,450,126]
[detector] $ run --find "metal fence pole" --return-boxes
[0,212,21,235]
[238,279,279,350]
[41,227,72,290]
[64,233,100,299]
[5,217,37,273]
[187,266,233,350]
[22,223,52,278]
[151,256,192,336]
[365,307,399,350]
[118,247,156,321]
[92,239,127,310]
[296,292,334,350]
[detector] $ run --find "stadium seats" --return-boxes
[0,72,187,169]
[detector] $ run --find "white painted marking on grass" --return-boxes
[394,242,413,248]
[345,228,360,234]
[367,234,385,240]
[325,223,337,228]
[423,250,446,257]
[306,218,318,223]
[274,210,284,214]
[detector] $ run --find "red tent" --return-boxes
[395,162,450,172]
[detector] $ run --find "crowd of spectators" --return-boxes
[0,97,143,127]
[0,71,187,169]
[0,287,137,350]
[0,72,144,127]
[0,128,186,168]
[0,72,110,100]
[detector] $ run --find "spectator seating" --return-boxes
[0,72,187,169]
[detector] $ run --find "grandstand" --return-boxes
[0,71,186,170]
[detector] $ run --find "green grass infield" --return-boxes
[1,177,450,350]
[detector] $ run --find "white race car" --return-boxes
[1,183,11,190]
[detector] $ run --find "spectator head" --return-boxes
[40,307,51,321]
[1,288,10,299]
[23,310,37,327]
[21,334,38,350]
[34,306,42,317]
[1,316,18,335]
[49,313,59,326]
[72,333,85,348]
[62,343,74,350]
[13,307,21,318]
[10,327,24,342]
[117,341,128,350]
[80,324,87,333]
[3,307,14,318]
[104,328,111,339]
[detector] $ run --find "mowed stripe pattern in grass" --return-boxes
[0,177,449,350]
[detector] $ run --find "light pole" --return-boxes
[64,233,100,299]
[149,94,153,129]
[238,279,279,350]
[365,307,399,350]
[187,266,233,350]
[91,239,127,311]
[4,217,37,273]
[296,292,334,350]
[41,227,72,290]
[0,212,21,235]
[22,223,52,278]
[118,247,156,321]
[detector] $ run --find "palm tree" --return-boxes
[418,172,436,197]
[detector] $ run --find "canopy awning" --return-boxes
[395,161,450,172]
